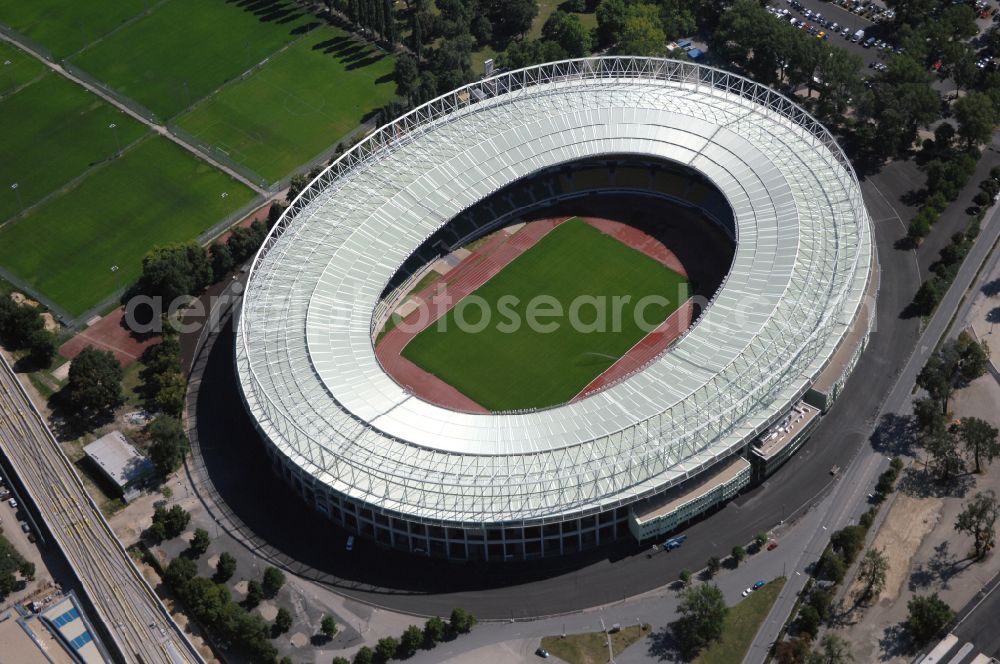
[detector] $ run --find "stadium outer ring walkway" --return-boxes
[235,57,875,561]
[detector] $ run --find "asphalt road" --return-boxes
[744,160,1000,660]
[0,356,202,663]
[953,573,1000,659]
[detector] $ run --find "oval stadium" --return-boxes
[235,57,877,562]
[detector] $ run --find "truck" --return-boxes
[852,29,864,43]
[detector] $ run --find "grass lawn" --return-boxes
[539,624,649,664]
[0,41,46,96]
[0,72,146,221]
[0,0,148,59]
[694,577,787,664]
[69,0,317,119]
[175,25,395,182]
[401,219,688,410]
[0,135,255,317]
[527,0,597,40]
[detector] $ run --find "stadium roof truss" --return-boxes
[236,57,874,526]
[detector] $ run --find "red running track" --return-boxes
[375,218,569,413]
[375,216,695,411]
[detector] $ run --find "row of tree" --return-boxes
[0,296,57,368]
[339,608,477,664]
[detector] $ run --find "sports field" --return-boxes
[176,25,396,181]
[0,0,147,59]
[69,0,316,119]
[401,219,688,411]
[0,41,45,96]
[0,136,255,316]
[0,72,146,221]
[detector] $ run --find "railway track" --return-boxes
[0,354,202,664]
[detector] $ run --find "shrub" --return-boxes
[262,566,285,598]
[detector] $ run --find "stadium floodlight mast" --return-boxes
[10,182,23,212]
[108,123,120,155]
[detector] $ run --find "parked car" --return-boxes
[754,580,766,589]
[8,498,17,509]
[536,648,550,658]
[346,535,354,551]
[767,541,779,551]
[742,587,754,597]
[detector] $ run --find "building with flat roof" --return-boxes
[82,431,153,502]
[0,592,111,664]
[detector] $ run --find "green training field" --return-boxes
[0,0,147,59]
[0,136,255,316]
[0,72,146,221]
[175,25,396,182]
[401,219,689,411]
[69,0,316,119]
[0,41,46,96]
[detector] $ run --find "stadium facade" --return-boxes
[236,57,876,561]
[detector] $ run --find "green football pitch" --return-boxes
[0,136,255,317]
[401,219,689,411]
[0,0,147,59]
[176,25,395,182]
[0,41,46,96]
[0,72,146,222]
[69,0,316,119]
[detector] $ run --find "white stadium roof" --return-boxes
[236,57,873,525]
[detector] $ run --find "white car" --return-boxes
[8,498,18,509]
[742,587,754,597]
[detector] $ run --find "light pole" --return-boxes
[108,123,120,155]
[10,182,23,213]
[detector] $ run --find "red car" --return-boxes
[767,541,779,551]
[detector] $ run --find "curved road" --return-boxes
[0,355,202,664]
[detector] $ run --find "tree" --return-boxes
[955,91,999,148]
[26,329,56,369]
[354,646,374,664]
[544,13,591,58]
[754,532,769,550]
[394,53,421,105]
[164,556,198,590]
[490,0,536,40]
[731,545,746,566]
[147,415,190,476]
[262,566,286,598]
[596,0,628,48]
[209,241,235,281]
[65,347,124,422]
[139,243,212,302]
[906,593,954,646]
[18,561,35,582]
[861,56,940,157]
[956,332,991,384]
[774,637,811,664]
[273,607,293,635]
[819,550,847,584]
[796,604,820,639]
[673,583,727,657]
[244,579,263,609]
[189,528,210,557]
[320,614,338,640]
[215,552,237,582]
[925,427,965,481]
[679,569,692,586]
[830,525,866,564]
[150,504,190,541]
[809,633,854,664]
[957,417,1000,473]
[400,624,423,657]
[617,3,665,56]
[375,636,399,662]
[955,490,999,560]
[334,658,351,664]
[706,556,721,577]
[424,615,447,644]
[449,607,476,634]
[854,548,889,604]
